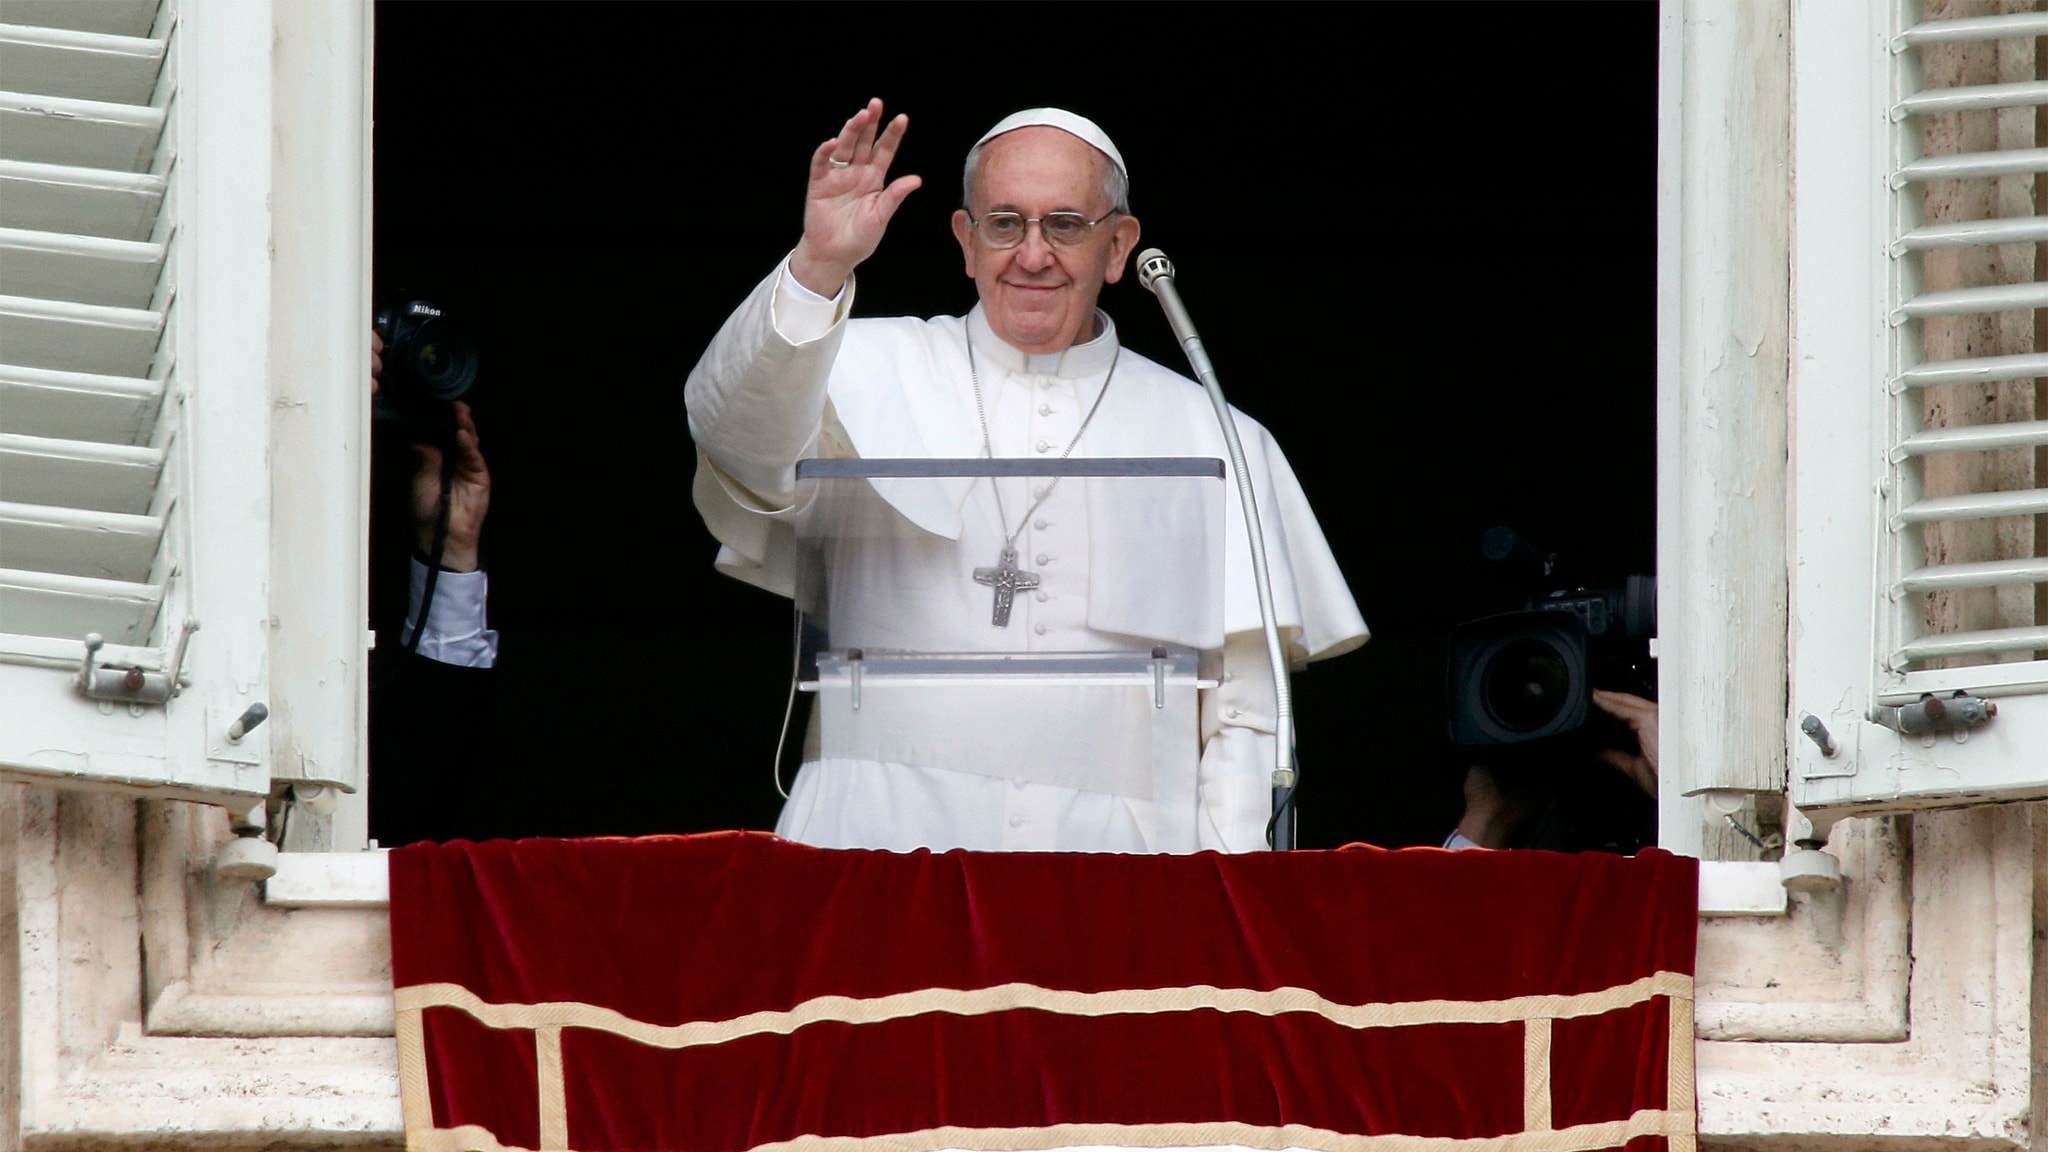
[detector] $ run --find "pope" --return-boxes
[686,99,1367,854]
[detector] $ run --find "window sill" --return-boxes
[1696,860,1788,917]
[263,850,1791,917]
[264,848,390,907]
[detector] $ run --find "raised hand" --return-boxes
[412,401,491,573]
[788,98,922,297]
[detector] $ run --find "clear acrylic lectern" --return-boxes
[792,457,1227,844]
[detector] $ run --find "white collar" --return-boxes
[966,304,1119,378]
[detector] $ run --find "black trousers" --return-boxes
[368,653,494,847]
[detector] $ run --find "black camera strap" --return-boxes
[405,455,459,660]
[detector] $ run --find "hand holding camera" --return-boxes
[1589,689,1658,796]
[408,400,489,572]
[370,306,490,571]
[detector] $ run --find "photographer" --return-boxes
[367,327,498,847]
[1439,532,1658,855]
[1445,689,1659,852]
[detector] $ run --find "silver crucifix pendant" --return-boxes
[972,545,1041,627]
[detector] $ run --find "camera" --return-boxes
[1447,527,1655,748]
[372,299,479,446]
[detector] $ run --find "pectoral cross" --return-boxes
[972,545,1041,627]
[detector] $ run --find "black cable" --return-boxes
[770,608,805,799]
[1266,785,1296,849]
[1265,734,1300,849]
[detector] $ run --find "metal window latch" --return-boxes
[1868,691,1997,737]
[76,619,198,706]
[226,702,269,742]
[1799,714,1839,757]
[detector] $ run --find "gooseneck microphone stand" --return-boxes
[1136,249,1298,850]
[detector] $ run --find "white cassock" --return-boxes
[685,257,1368,854]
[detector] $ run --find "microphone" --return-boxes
[1135,249,1216,389]
[1135,248,1300,850]
[1136,248,1173,289]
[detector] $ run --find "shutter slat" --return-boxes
[0,432,163,514]
[1895,280,2048,320]
[0,630,157,670]
[1894,419,2048,459]
[0,565,159,643]
[0,22,164,104]
[0,0,158,38]
[0,226,165,308]
[1896,78,2048,117]
[1898,487,2048,524]
[0,159,165,241]
[0,499,161,581]
[1895,351,2048,388]
[0,293,163,376]
[0,90,164,172]
[1898,555,2048,594]
[1899,624,2048,663]
[1895,146,2048,184]
[1897,12,2048,45]
[0,365,162,444]
[1895,214,2048,252]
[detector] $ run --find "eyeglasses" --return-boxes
[966,210,1118,250]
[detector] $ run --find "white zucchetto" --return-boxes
[973,108,1127,184]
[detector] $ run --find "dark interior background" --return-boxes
[370,2,1659,850]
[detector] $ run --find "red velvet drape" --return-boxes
[389,834,1697,1152]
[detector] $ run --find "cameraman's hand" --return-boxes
[1454,764,1518,850]
[1591,690,1659,797]
[411,401,490,572]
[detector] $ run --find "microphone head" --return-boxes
[1135,248,1173,293]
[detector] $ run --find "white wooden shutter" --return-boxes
[1792,1,2048,817]
[0,0,274,807]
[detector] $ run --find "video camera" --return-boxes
[371,298,479,448]
[1447,526,1656,748]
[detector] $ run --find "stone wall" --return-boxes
[1,783,2038,1148]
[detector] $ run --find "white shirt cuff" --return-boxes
[402,556,499,668]
[771,257,849,344]
[1442,830,1485,851]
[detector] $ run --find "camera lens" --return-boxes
[404,317,478,401]
[1482,638,1571,733]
